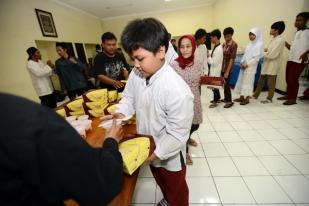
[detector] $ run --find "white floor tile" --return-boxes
[214,177,255,204]
[212,122,234,131]
[207,157,240,177]
[243,176,292,203]
[132,178,156,203]
[187,158,211,177]
[275,175,309,203]
[217,131,243,142]
[285,118,309,128]
[298,127,309,136]
[246,141,280,156]
[293,139,309,153]
[198,131,221,143]
[202,143,229,157]
[232,157,269,176]
[230,121,253,131]
[224,142,254,156]
[257,112,281,120]
[273,111,298,119]
[285,154,309,174]
[187,177,220,204]
[199,122,215,132]
[277,128,309,140]
[248,120,273,129]
[237,130,265,142]
[258,156,300,175]
[224,114,244,122]
[208,115,226,123]
[240,113,262,121]
[269,140,306,155]
[257,129,287,140]
[265,119,293,129]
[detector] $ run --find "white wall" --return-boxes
[0,0,103,102]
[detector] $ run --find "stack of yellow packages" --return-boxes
[118,137,152,175]
[83,89,109,118]
[64,98,85,117]
[55,108,66,118]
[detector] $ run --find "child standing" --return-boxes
[171,35,203,165]
[106,18,194,206]
[234,27,263,105]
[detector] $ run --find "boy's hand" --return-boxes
[105,119,123,143]
[224,71,229,79]
[47,60,54,68]
[113,80,124,89]
[145,153,158,164]
[69,57,77,64]
[299,53,308,63]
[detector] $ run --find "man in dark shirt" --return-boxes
[0,93,123,206]
[93,32,130,91]
[55,42,88,100]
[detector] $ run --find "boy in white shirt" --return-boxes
[208,29,224,108]
[277,12,309,105]
[104,18,194,206]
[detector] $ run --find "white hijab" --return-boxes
[242,27,263,63]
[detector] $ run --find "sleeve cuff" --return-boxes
[103,138,119,151]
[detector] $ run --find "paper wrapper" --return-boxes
[119,134,155,175]
[83,89,108,103]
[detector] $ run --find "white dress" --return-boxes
[235,27,263,97]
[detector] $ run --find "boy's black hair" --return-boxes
[56,42,67,50]
[101,32,117,43]
[223,27,234,36]
[210,29,221,40]
[121,18,169,55]
[271,21,285,34]
[297,12,309,22]
[194,28,207,40]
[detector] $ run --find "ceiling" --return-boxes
[52,0,216,20]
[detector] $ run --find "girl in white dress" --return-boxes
[234,27,263,105]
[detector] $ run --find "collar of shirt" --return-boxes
[144,60,168,87]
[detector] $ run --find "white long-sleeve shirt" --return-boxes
[288,29,309,63]
[116,61,194,171]
[26,60,54,96]
[165,42,179,65]
[207,44,223,77]
[196,44,209,75]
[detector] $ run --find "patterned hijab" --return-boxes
[175,35,196,69]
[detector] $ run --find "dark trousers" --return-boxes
[213,88,221,101]
[187,124,200,153]
[253,75,276,100]
[150,164,188,206]
[286,61,307,100]
[67,88,87,100]
[222,72,232,102]
[39,92,57,108]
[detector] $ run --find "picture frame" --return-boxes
[35,9,58,37]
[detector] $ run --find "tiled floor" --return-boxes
[131,81,309,206]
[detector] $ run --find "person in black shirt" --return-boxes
[93,32,130,90]
[0,93,124,206]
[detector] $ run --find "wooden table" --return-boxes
[65,118,139,206]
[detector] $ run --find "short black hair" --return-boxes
[271,21,285,34]
[121,18,169,55]
[297,12,309,22]
[223,27,234,36]
[210,29,221,40]
[56,42,67,50]
[194,28,207,40]
[101,32,117,43]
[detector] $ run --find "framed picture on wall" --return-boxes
[35,9,58,37]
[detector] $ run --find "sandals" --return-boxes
[234,97,244,102]
[224,102,234,108]
[261,99,272,104]
[209,103,218,108]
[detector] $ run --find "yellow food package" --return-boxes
[119,137,150,175]
[69,110,85,117]
[66,99,84,111]
[84,89,108,103]
[87,109,104,118]
[108,90,118,103]
[85,101,108,110]
[55,108,66,118]
[117,93,122,101]
[106,104,116,114]
[121,80,127,83]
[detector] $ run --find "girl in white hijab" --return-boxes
[234,27,263,105]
